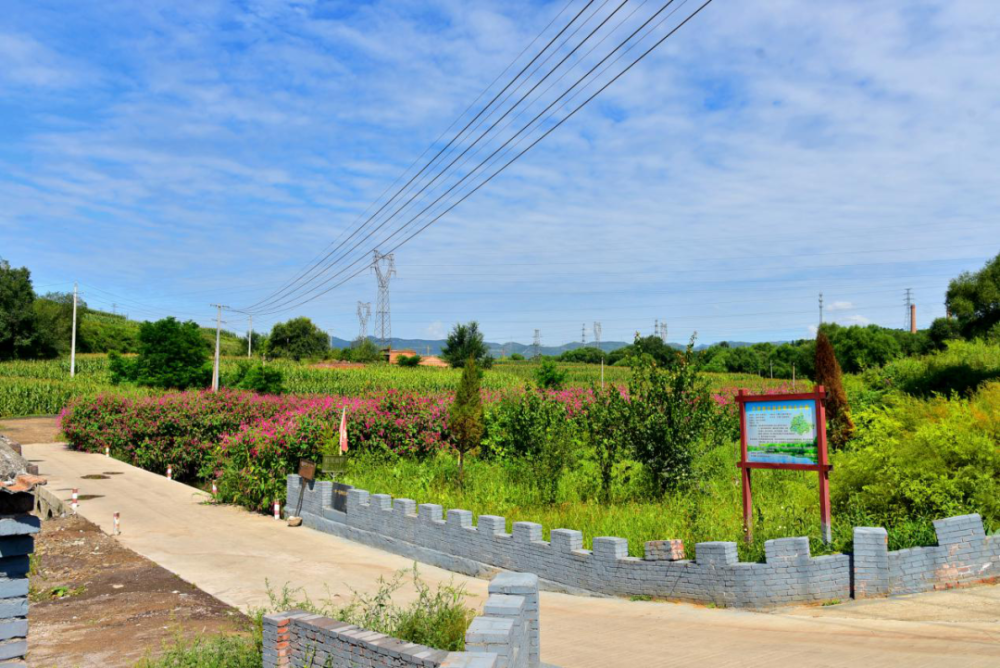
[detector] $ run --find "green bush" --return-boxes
[266,317,330,360]
[832,382,1000,537]
[441,322,489,368]
[109,317,211,390]
[482,391,580,502]
[623,344,716,495]
[510,353,525,361]
[534,358,568,389]
[878,339,1000,397]
[397,354,422,367]
[226,361,285,394]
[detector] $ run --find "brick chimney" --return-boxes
[910,304,917,333]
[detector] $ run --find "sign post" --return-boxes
[736,385,832,544]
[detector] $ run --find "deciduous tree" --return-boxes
[449,356,484,484]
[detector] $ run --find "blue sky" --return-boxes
[2,0,998,345]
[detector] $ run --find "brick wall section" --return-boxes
[0,515,38,667]
[851,527,889,598]
[261,572,539,668]
[287,476,850,608]
[886,514,1000,595]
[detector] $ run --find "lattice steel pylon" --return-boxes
[593,321,602,351]
[532,329,541,359]
[356,301,371,345]
[372,251,396,350]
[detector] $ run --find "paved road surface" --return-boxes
[27,442,1000,668]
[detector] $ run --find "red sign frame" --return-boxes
[736,385,831,544]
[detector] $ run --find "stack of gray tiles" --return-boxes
[262,572,540,668]
[0,515,36,666]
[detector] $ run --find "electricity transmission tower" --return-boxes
[532,329,541,359]
[356,301,372,345]
[819,293,824,326]
[581,323,586,345]
[372,251,396,350]
[592,322,601,350]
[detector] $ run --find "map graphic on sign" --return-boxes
[744,399,818,465]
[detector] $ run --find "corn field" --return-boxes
[0,354,797,418]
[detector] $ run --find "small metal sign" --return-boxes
[332,482,353,513]
[321,454,349,474]
[298,459,317,482]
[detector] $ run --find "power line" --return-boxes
[243,0,715,316]
[241,0,599,314]
[242,0,639,315]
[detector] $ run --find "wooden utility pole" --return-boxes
[247,314,253,358]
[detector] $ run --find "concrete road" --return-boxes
[27,442,1000,668]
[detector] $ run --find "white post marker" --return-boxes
[273,500,280,521]
[71,488,79,514]
[113,512,121,535]
[105,446,110,457]
[166,465,172,480]
[211,480,218,497]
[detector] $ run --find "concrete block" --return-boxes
[593,537,627,561]
[478,516,506,536]
[512,522,542,544]
[695,542,738,566]
[550,529,583,553]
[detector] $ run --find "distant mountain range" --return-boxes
[331,336,772,357]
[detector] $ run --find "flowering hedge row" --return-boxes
[59,384,785,512]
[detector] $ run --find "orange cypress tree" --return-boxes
[814,331,854,448]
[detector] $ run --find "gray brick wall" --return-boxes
[262,572,540,668]
[287,476,852,608]
[287,476,998,608]
[886,514,999,595]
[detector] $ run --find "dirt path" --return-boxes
[28,515,244,668]
[24,440,1000,668]
[0,416,62,445]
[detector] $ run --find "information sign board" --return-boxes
[736,386,832,544]
[744,399,818,465]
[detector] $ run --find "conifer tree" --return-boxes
[449,355,484,484]
[815,331,854,448]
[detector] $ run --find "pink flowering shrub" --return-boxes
[60,390,295,478]
[216,392,452,511]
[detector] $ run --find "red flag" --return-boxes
[339,407,348,454]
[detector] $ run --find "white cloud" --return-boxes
[424,321,446,339]
[826,301,853,312]
[845,314,872,326]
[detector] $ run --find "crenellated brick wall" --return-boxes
[289,475,1000,607]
